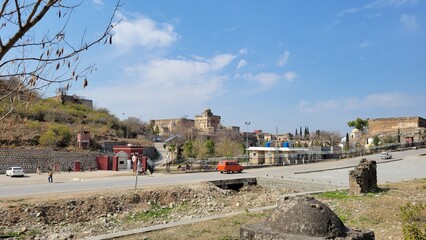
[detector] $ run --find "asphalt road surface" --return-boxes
[1,148,425,198]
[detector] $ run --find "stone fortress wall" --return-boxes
[150,108,239,137]
[149,118,195,136]
[0,147,158,174]
[0,148,100,174]
[369,116,426,135]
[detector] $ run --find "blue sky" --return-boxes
[48,0,425,135]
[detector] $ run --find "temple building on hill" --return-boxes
[194,108,221,135]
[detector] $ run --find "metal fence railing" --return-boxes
[156,141,425,172]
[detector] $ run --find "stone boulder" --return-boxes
[349,158,377,195]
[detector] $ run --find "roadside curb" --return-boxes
[294,158,403,174]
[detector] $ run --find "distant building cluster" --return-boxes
[245,130,294,148]
[247,116,426,165]
[150,108,240,136]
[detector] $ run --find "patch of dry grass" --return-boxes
[121,179,426,240]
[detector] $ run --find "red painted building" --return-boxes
[112,145,144,170]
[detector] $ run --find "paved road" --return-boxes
[1,149,425,198]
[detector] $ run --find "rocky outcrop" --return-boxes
[0,183,295,239]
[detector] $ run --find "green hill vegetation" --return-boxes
[1,78,245,158]
[0,97,152,150]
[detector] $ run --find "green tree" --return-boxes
[373,136,380,146]
[182,140,194,159]
[347,118,369,132]
[345,132,349,148]
[215,138,243,157]
[193,138,208,159]
[204,139,215,157]
[39,123,71,147]
[153,126,160,136]
[304,126,310,137]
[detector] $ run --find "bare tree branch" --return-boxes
[0,0,54,60]
[0,0,121,120]
[13,0,22,28]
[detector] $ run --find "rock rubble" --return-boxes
[0,183,295,239]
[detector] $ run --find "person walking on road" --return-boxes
[48,169,53,183]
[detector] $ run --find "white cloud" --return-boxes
[277,51,290,67]
[113,14,179,49]
[224,25,239,32]
[81,54,236,118]
[400,14,419,32]
[367,13,382,19]
[92,0,104,6]
[365,0,418,9]
[360,40,373,48]
[237,60,247,70]
[336,0,417,20]
[243,71,297,90]
[298,92,419,113]
[336,8,359,17]
[246,73,281,89]
[298,99,341,113]
[239,48,248,55]
[283,71,298,81]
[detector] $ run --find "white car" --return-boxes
[5,167,25,177]
[381,152,392,159]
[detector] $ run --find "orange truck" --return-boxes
[217,160,243,174]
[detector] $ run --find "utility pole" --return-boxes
[122,113,127,138]
[275,126,279,165]
[245,122,251,165]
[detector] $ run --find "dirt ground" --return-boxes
[119,179,426,240]
[0,175,425,240]
[0,179,295,239]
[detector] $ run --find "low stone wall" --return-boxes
[0,148,102,174]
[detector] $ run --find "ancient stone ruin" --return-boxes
[349,158,377,195]
[240,196,375,240]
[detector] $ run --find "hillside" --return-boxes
[0,98,152,149]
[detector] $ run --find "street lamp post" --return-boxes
[122,113,127,138]
[245,122,251,164]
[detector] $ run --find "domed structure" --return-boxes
[351,128,362,139]
[240,196,375,240]
[264,196,347,237]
